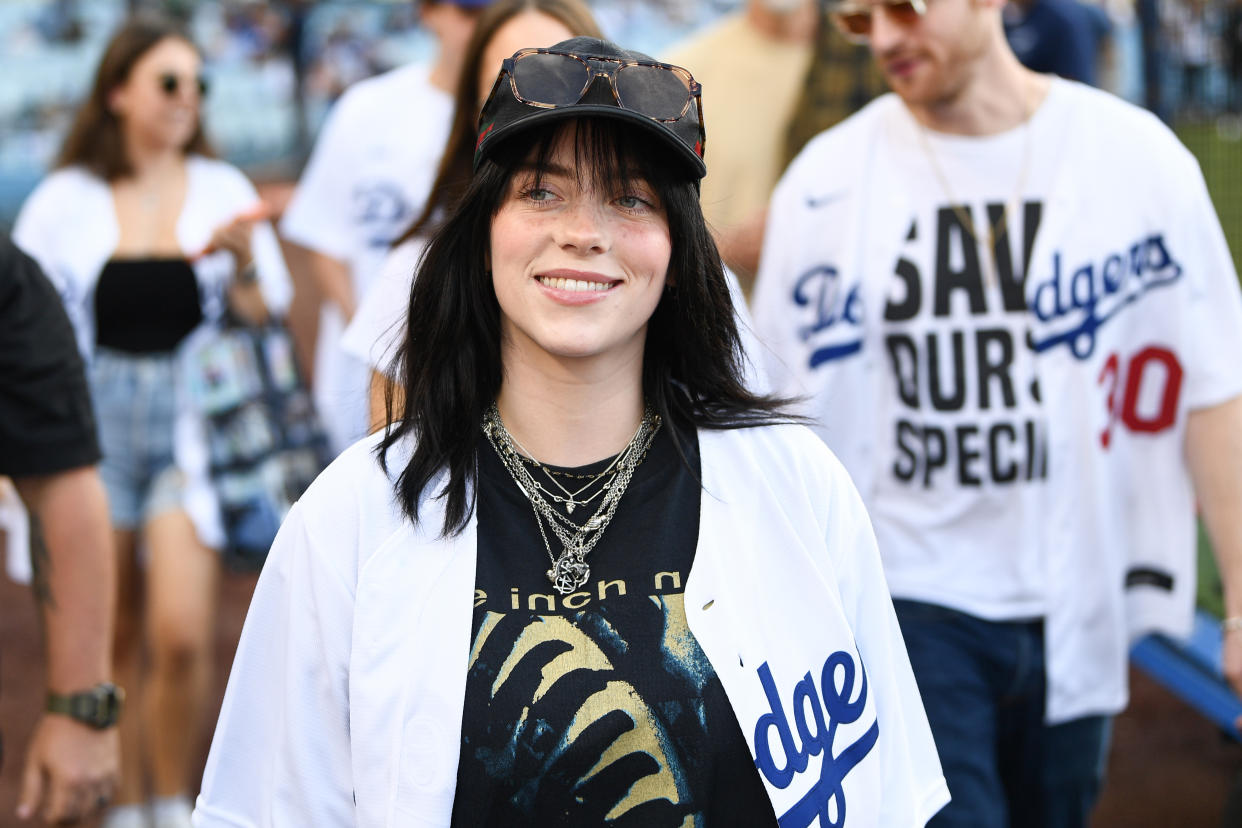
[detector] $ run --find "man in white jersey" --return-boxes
[751,0,1242,824]
[281,0,486,454]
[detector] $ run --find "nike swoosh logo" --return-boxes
[805,191,846,209]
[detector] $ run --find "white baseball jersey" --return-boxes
[194,425,948,826]
[281,63,452,454]
[753,78,1242,723]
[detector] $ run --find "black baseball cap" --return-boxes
[473,37,707,180]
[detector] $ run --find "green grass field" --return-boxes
[1176,121,1242,280]
[1179,121,1242,617]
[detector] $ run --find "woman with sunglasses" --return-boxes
[13,15,290,828]
[195,38,947,826]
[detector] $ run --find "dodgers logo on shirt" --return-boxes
[792,265,864,368]
[753,652,879,828]
[1028,233,1184,360]
[350,180,414,249]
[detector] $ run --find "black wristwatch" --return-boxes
[46,682,125,729]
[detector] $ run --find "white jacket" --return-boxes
[12,155,292,359]
[12,156,293,549]
[194,424,949,826]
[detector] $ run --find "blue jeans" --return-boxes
[89,348,183,530]
[893,599,1111,828]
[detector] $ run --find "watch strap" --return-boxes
[46,683,125,729]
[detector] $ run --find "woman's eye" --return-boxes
[617,194,649,210]
[525,187,555,202]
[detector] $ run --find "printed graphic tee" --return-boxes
[858,86,1071,620]
[451,422,779,826]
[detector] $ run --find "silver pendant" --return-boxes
[565,501,575,514]
[548,548,590,595]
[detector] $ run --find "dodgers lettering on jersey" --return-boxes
[753,653,879,828]
[350,179,415,250]
[1028,233,1184,359]
[794,265,864,368]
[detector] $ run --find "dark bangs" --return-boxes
[484,116,687,214]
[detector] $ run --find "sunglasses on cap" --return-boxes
[475,39,708,179]
[159,72,208,98]
[494,48,702,124]
[830,0,927,44]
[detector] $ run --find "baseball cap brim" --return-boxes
[474,37,706,180]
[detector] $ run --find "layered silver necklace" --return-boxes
[482,402,661,595]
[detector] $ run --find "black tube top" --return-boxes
[94,257,204,353]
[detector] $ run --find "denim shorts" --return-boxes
[89,348,185,530]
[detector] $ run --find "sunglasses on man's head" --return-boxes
[159,72,208,98]
[830,0,927,43]
[495,48,702,123]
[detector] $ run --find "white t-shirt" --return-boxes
[339,236,426,373]
[753,79,1242,721]
[281,63,452,454]
[863,90,1064,621]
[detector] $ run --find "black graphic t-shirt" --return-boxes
[450,422,778,827]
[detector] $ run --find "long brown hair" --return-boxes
[394,0,602,244]
[56,15,214,181]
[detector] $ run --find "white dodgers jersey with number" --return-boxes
[754,79,1242,723]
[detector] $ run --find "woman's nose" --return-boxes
[556,201,609,254]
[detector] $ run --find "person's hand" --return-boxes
[198,203,271,270]
[16,714,120,824]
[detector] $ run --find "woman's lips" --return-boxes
[534,270,619,304]
[537,275,614,293]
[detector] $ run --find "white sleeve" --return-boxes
[193,502,356,827]
[1175,158,1242,409]
[279,94,360,261]
[340,238,423,372]
[252,218,293,316]
[11,178,89,353]
[724,265,770,395]
[751,166,808,398]
[820,451,951,826]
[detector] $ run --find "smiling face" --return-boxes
[867,0,997,110]
[108,36,203,152]
[489,123,671,372]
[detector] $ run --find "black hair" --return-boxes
[378,116,794,535]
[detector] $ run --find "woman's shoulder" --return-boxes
[21,166,106,211]
[702,422,846,483]
[294,431,411,554]
[13,166,109,253]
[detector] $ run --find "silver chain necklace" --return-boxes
[482,403,661,595]
[508,427,623,514]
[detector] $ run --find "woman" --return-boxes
[196,38,948,826]
[13,16,290,828]
[340,0,602,427]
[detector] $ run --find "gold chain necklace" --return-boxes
[911,89,1035,287]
